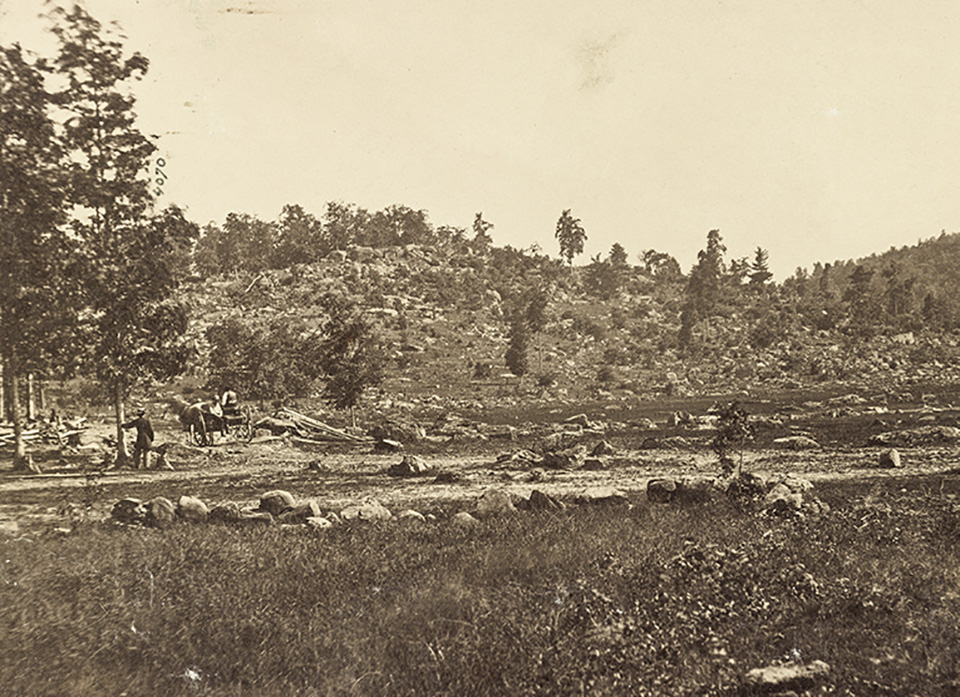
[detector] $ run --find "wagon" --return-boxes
[192,403,254,446]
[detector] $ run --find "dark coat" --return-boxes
[122,416,154,449]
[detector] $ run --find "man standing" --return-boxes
[122,408,154,469]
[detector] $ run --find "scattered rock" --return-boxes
[582,457,607,470]
[259,490,296,516]
[647,478,678,503]
[451,511,480,528]
[639,436,660,449]
[476,488,518,519]
[341,498,392,522]
[525,489,565,512]
[144,497,176,528]
[590,440,616,456]
[773,436,822,450]
[387,454,432,477]
[878,448,902,468]
[763,483,803,513]
[177,495,209,522]
[743,659,830,693]
[542,444,587,470]
[111,498,145,525]
[575,487,630,506]
[277,501,323,524]
[868,425,960,447]
[397,509,427,523]
[564,413,594,429]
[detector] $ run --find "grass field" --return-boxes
[2,476,959,696]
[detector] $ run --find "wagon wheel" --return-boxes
[191,414,209,446]
[235,407,254,442]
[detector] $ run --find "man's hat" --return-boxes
[136,407,146,416]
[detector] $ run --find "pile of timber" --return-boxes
[0,417,86,447]
[279,407,373,444]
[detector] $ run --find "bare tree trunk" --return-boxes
[10,366,27,469]
[0,361,4,423]
[1,362,9,423]
[114,382,131,466]
[26,373,36,421]
[38,378,45,413]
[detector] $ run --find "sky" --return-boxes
[4,0,960,279]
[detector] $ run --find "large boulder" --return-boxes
[259,490,296,516]
[144,497,176,528]
[476,488,518,519]
[590,440,616,456]
[341,498,392,522]
[763,483,803,513]
[177,495,209,522]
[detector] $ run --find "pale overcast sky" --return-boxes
[4,0,960,278]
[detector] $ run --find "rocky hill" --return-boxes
[173,238,960,428]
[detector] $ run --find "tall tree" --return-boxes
[472,212,494,252]
[0,42,73,469]
[609,242,628,267]
[679,229,727,350]
[52,6,194,465]
[273,203,323,267]
[748,247,773,290]
[555,209,586,265]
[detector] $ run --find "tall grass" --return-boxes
[2,486,959,695]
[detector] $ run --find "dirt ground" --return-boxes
[3,408,960,534]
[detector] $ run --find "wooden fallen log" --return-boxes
[279,407,372,442]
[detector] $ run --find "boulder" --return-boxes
[743,660,830,693]
[277,501,323,524]
[144,497,176,528]
[582,458,607,471]
[647,478,678,503]
[590,440,616,456]
[763,483,804,513]
[564,413,594,429]
[387,455,432,477]
[542,444,587,470]
[341,498,392,522]
[575,487,630,506]
[259,490,296,516]
[451,511,481,528]
[208,502,242,523]
[476,488,518,519]
[397,509,427,523]
[773,436,822,450]
[177,495,209,522]
[111,498,145,525]
[526,489,565,512]
[878,448,902,468]
[639,436,660,449]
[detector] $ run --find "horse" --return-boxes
[167,397,224,446]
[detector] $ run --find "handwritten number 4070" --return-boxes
[154,158,166,197]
